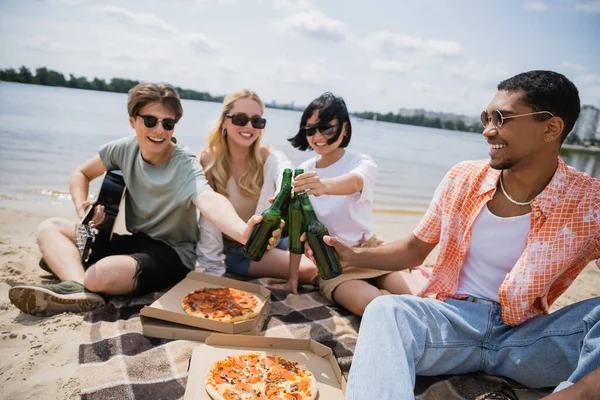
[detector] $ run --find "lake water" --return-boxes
[1,82,599,214]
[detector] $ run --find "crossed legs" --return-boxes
[36,217,137,295]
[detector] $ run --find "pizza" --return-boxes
[205,352,318,400]
[181,287,264,323]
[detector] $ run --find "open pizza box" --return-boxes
[184,334,346,400]
[140,300,270,341]
[140,271,271,335]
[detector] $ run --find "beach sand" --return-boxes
[0,205,598,399]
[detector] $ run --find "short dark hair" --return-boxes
[288,92,352,151]
[497,70,580,143]
[127,82,183,121]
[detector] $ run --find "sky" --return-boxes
[0,0,599,116]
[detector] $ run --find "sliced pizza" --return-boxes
[181,287,264,323]
[205,352,318,400]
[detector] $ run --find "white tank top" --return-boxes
[456,204,531,302]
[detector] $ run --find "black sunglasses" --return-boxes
[302,124,339,137]
[480,110,554,129]
[138,114,177,131]
[226,113,267,129]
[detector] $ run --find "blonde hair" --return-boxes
[205,89,265,198]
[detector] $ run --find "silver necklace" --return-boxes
[499,173,532,206]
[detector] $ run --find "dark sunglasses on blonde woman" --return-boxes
[226,113,267,129]
[138,114,177,131]
[480,109,554,129]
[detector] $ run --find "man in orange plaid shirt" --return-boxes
[305,71,600,399]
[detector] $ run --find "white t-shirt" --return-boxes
[298,151,377,246]
[456,204,531,302]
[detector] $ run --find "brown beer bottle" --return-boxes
[299,192,342,279]
[242,169,292,261]
[288,169,305,254]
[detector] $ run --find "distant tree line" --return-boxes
[1,65,482,132]
[354,111,482,133]
[0,66,224,103]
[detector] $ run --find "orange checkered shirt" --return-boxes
[414,158,600,326]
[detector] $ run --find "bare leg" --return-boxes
[36,217,86,283]
[10,217,113,315]
[84,255,138,295]
[372,270,428,295]
[246,248,318,284]
[332,280,387,316]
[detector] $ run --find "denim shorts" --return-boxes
[224,237,289,277]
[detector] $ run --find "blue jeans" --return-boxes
[345,295,600,400]
[224,237,289,277]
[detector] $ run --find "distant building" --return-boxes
[397,107,416,117]
[398,108,424,117]
[573,105,600,143]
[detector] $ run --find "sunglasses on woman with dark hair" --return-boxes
[226,113,267,129]
[302,123,339,137]
[138,114,178,131]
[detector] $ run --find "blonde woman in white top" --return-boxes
[288,92,429,315]
[198,89,317,287]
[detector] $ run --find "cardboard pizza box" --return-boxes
[140,271,271,334]
[140,300,271,341]
[184,334,346,400]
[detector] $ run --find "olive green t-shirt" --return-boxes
[99,136,212,269]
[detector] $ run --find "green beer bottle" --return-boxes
[281,168,292,239]
[242,169,292,261]
[288,169,305,254]
[299,192,342,280]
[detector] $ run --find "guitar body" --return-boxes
[76,170,126,262]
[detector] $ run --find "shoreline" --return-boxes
[0,202,598,399]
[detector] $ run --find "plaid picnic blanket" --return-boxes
[77,278,359,400]
[77,276,552,400]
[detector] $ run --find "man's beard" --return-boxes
[490,156,519,170]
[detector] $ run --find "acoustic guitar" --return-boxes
[76,170,126,262]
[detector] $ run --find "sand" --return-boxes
[0,204,82,400]
[0,204,598,399]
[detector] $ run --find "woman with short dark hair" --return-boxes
[288,92,429,315]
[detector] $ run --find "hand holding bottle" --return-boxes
[243,169,293,261]
[297,192,342,279]
[265,196,288,250]
[293,171,328,197]
[267,219,285,250]
[301,232,355,269]
[243,215,285,250]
